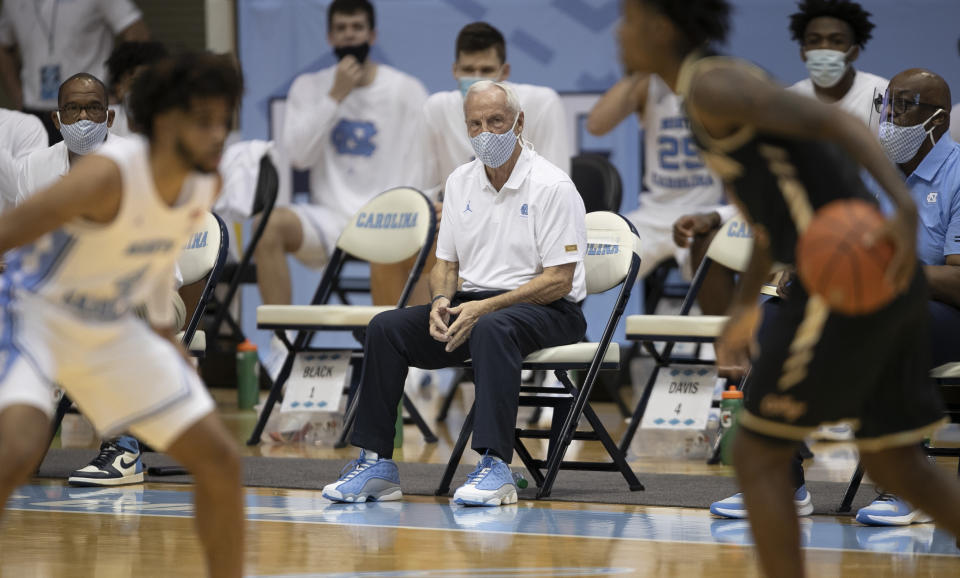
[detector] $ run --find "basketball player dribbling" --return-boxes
[618,1,960,577]
[0,52,244,578]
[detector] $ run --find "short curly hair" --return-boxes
[105,41,168,93]
[789,0,874,49]
[638,0,732,48]
[128,52,243,139]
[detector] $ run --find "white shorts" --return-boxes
[287,204,349,269]
[0,293,214,451]
[627,204,723,280]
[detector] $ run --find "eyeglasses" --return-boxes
[59,102,107,122]
[874,93,940,115]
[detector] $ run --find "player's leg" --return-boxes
[688,226,735,315]
[0,404,52,510]
[163,412,244,578]
[859,444,960,536]
[253,206,305,305]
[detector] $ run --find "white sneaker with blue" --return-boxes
[452,453,518,507]
[68,436,144,486]
[322,450,402,503]
[855,493,932,526]
[709,485,813,518]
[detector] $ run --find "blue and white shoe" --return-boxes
[322,450,402,503]
[68,436,144,487]
[709,485,814,518]
[855,493,932,526]
[452,454,518,507]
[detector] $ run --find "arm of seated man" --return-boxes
[924,254,960,309]
[440,262,576,352]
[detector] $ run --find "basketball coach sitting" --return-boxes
[322,80,588,507]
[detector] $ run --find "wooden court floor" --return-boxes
[5,385,959,577]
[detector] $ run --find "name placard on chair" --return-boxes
[640,365,717,430]
[281,351,352,414]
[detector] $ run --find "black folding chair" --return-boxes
[838,362,960,512]
[247,187,438,447]
[621,214,758,455]
[208,154,279,347]
[49,212,230,454]
[435,211,645,499]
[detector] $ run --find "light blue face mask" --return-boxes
[469,111,520,168]
[458,76,487,99]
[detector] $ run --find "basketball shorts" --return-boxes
[0,293,214,451]
[287,204,349,269]
[740,266,947,451]
[626,204,724,280]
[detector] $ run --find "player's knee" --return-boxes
[472,314,511,340]
[732,429,793,480]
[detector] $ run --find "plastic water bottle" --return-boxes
[236,340,259,410]
[719,385,743,465]
[513,471,528,489]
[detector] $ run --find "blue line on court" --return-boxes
[7,484,960,557]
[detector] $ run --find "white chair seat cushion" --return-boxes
[523,342,619,365]
[626,315,729,339]
[257,305,395,328]
[931,362,960,379]
[176,330,206,352]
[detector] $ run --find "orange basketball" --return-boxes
[796,199,896,315]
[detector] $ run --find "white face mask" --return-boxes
[878,108,943,164]
[469,111,520,168]
[804,48,852,88]
[57,112,109,155]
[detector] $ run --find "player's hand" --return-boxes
[442,300,489,352]
[672,212,721,248]
[429,297,451,342]
[868,207,917,293]
[716,303,761,378]
[329,56,364,102]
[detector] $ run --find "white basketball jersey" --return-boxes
[641,75,722,208]
[3,136,216,322]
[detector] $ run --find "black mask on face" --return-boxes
[333,43,370,64]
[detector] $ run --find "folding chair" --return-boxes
[435,211,645,499]
[49,212,230,449]
[838,362,960,512]
[620,214,756,454]
[208,154,279,347]
[247,186,438,447]
[436,154,627,423]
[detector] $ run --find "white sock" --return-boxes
[362,449,379,461]
[488,454,504,464]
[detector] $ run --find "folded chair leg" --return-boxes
[579,403,644,492]
[403,393,437,443]
[334,363,363,449]
[436,402,475,496]
[618,362,662,454]
[246,352,297,446]
[838,461,865,513]
[436,370,464,422]
[513,432,545,488]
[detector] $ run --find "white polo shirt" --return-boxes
[790,69,888,130]
[0,108,48,210]
[437,143,587,302]
[0,0,142,110]
[18,132,124,199]
[422,82,570,199]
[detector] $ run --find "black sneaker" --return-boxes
[68,437,144,487]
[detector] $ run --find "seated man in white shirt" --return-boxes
[322,81,587,507]
[258,0,427,378]
[0,107,47,212]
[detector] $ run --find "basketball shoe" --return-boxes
[68,436,144,486]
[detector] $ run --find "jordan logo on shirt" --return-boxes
[331,119,377,156]
[464,201,473,213]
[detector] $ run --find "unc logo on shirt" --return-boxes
[520,204,528,217]
[927,192,938,204]
[331,119,377,156]
[355,212,418,229]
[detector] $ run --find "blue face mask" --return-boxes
[469,111,520,168]
[458,76,486,100]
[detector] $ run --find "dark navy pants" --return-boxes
[350,290,586,461]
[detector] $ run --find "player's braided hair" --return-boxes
[789,0,875,49]
[638,0,731,48]
[128,52,243,139]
